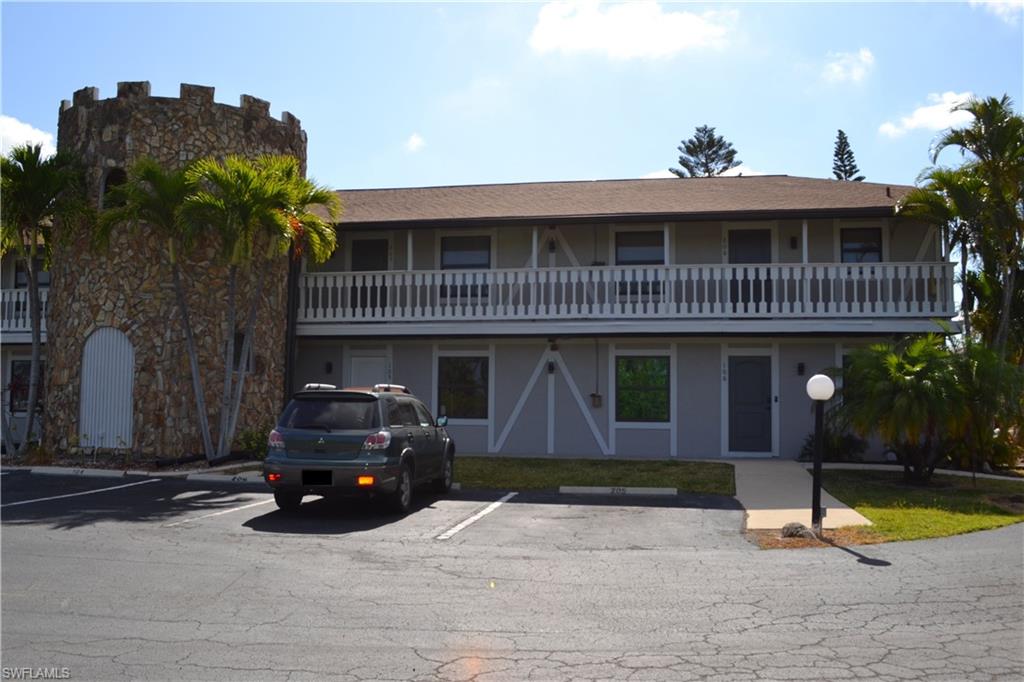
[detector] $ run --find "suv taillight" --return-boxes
[268,429,285,450]
[362,430,391,451]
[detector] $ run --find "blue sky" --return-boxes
[2,1,1021,189]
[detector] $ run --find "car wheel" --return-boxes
[432,452,453,494]
[389,463,413,514]
[274,490,303,512]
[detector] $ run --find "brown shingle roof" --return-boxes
[333,176,913,228]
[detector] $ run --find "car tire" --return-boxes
[389,463,413,515]
[274,490,303,512]
[432,452,454,494]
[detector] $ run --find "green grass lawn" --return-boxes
[455,457,735,496]
[822,470,1024,542]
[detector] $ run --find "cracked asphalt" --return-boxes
[1,470,1021,681]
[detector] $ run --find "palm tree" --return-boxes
[899,167,985,340]
[184,155,339,458]
[947,339,1024,482]
[932,95,1024,358]
[0,144,87,456]
[839,336,963,483]
[98,158,216,460]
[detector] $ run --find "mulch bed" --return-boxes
[747,526,887,550]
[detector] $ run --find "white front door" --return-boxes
[350,356,390,388]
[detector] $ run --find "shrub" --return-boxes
[234,426,273,460]
[798,430,868,462]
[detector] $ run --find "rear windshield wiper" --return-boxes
[293,423,333,433]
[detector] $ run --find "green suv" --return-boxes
[263,384,454,514]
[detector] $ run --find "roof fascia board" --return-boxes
[337,207,898,231]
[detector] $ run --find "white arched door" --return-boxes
[80,327,135,449]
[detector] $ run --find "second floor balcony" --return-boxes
[297,261,955,336]
[1,288,48,343]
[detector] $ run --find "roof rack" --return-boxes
[372,383,410,394]
[302,383,337,391]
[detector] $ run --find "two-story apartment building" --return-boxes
[290,175,954,460]
[1,174,953,458]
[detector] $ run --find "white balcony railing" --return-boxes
[299,262,955,323]
[1,289,48,335]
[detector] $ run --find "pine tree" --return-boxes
[669,125,741,178]
[832,129,865,181]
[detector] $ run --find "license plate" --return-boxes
[302,470,332,486]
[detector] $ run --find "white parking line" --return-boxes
[163,498,275,527]
[436,492,517,540]
[1,478,159,508]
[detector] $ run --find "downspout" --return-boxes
[283,246,301,409]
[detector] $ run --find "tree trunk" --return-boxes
[172,264,215,461]
[993,262,1017,358]
[216,266,238,457]
[1,393,17,456]
[18,257,43,456]
[222,264,268,458]
[961,237,971,340]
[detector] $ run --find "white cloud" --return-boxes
[878,91,974,138]
[642,164,764,179]
[822,48,875,83]
[969,0,1023,25]
[719,164,764,177]
[642,169,676,179]
[405,133,425,153]
[529,1,736,60]
[0,115,56,158]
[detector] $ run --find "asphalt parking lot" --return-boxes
[2,469,1022,681]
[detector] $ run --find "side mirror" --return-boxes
[436,415,448,427]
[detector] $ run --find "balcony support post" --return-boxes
[531,227,538,269]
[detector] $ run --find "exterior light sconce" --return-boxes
[590,393,602,408]
[548,339,559,351]
[790,236,799,250]
[797,362,805,376]
[547,361,556,375]
[324,361,333,374]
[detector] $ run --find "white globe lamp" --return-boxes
[806,374,835,402]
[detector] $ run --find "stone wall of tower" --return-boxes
[45,81,307,456]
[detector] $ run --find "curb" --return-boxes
[27,466,138,479]
[186,473,265,485]
[559,485,677,496]
[804,463,1024,482]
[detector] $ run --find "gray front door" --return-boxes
[728,356,772,453]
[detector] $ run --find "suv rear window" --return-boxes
[279,396,380,431]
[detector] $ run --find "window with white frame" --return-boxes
[614,231,664,297]
[440,235,491,300]
[14,258,50,289]
[615,356,670,422]
[7,359,45,413]
[614,231,664,265]
[437,355,489,420]
[840,228,882,263]
[441,236,491,269]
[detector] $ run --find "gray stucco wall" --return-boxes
[778,343,835,459]
[290,337,893,461]
[677,343,722,458]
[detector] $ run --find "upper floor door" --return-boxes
[350,239,390,311]
[728,229,772,308]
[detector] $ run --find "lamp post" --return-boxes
[806,373,835,535]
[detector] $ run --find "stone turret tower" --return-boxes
[45,81,307,456]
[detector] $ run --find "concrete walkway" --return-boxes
[729,459,872,530]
